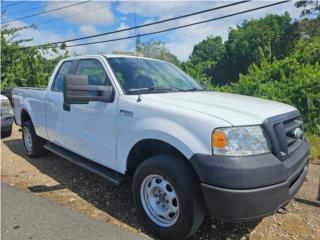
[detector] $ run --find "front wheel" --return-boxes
[132,155,205,240]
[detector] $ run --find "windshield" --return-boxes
[107,57,204,94]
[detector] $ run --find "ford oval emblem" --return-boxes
[293,128,303,139]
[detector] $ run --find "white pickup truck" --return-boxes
[13,54,309,239]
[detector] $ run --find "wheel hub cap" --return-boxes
[23,128,32,152]
[140,174,179,227]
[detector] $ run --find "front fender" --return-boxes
[117,117,211,173]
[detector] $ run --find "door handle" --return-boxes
[63,103,70,111]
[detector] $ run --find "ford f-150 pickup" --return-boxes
[13,54,309,240]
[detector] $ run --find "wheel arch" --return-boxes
[126,139,198,179]
[20,108,32,125]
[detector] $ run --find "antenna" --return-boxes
[133,8,142,102]
[134,9,138,51]
[137,94,142,102]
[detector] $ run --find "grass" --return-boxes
[305,133,320,164]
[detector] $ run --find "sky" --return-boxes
[1,0,304,61]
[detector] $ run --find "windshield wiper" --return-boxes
[150,86,187,92]
[127,86,181,94]
[183,87,205,92]
[148,86,205,92]
[127,86,204,94]
[127,87,171,94]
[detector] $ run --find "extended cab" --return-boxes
[13,55,309,239]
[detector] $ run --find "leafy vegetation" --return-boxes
[295,0,320,16]
[184,13,301,85]
[305,133,320,163]
[1,26,68,90]
[136,37,180,65]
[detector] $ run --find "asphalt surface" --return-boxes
[1,182,150,240]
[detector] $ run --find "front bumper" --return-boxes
[1,113,14,131]
[190,140,309,221]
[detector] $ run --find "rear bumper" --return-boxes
[190,140,309,221]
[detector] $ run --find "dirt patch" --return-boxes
[2,125,320,240]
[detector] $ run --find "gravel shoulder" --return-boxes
[2,125,320,240]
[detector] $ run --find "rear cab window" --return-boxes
[52,61,72,92]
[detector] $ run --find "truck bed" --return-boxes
[13,87,47,137]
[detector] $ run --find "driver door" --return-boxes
[63,58,118,170]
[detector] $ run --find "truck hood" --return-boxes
[141,91,297,126]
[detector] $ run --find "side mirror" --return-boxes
[64,74,90,104]
[63,74,114,105]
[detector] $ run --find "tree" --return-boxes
[295,0,320,16]
[135,37,180,65]
[293,36,320,64]
[214,13,300,85]
[190,36,225,65]
[1,26,68,90]
[180,60,215,89]
[299,16,320,38]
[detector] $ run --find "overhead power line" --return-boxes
[33,5,110,27]
[31,1,129,27]
[17,0,290,51]
[2,1,25,9]
[65,0,290,49]
[25,0,251,48]
[5,1,68,17]
[2,0,91,24]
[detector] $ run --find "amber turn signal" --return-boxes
[212,131,227,148]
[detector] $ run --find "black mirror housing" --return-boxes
[63,74,114,105]
[64,74,90,104]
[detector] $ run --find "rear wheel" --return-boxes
[22,121,46,157]
[132,155,205,240]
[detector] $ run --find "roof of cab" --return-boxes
[104,54,166,62]
[62,54,165,63]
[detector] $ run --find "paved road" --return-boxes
[1,183,149,240]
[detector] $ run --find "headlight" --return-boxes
[212,126,270,156]
[1,101,13,115]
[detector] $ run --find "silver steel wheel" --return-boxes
[140,174,179,227]
[23,127,32,152]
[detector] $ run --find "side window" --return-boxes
[76,59,111,87]
[52,61,72,92]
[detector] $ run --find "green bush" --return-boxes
[1,26,68,90]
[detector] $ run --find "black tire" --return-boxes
[22,121,46,157]
[132,155,205,240]
[1,126,12,138]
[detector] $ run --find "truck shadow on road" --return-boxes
[4,139,260,240]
